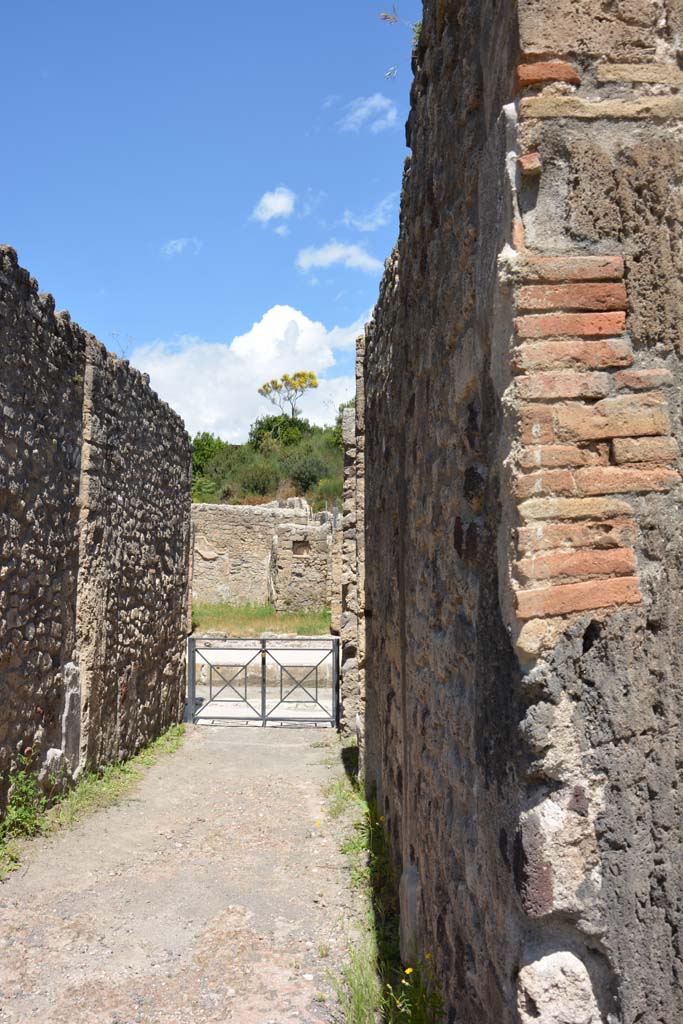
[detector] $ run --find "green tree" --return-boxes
[191,432,227,477]
[248,414,312,450]
[258,371,319,418]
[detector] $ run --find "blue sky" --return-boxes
[3,0,421,439]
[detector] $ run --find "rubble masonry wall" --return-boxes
[0,246,191,802]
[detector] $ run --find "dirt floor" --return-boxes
[0,727,360,1024]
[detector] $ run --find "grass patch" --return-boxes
[329,745,445,1023]
[192,601,332,637]
[0,724,185,880]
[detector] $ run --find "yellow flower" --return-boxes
[425,953,432,960]
[379,815,385,822]
[404,967,413,975]
[314,820,321,827]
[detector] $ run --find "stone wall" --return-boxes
[191,500,337,612]
[76,339,192,769]
[269,515,335,612]
[0,246,191,805]
[339,346,366,738]
[361,4,683,1022]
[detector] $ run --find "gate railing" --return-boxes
[184,636,339,727]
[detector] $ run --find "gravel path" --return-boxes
[0,727,358,1024]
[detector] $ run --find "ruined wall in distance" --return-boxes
[0,247,192,803]
[191,501,310,606]
[192,499,337,613]
[269,517,334,613]
[363,2,683,1022]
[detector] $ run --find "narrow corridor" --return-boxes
[0,729,355,1024]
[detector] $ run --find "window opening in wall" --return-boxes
[293,540,311,556]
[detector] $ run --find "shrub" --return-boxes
[239,460,279,496]
[309,476,343,511]
[287,450,326,493]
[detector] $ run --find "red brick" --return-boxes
[517,256,625,283]
[519,444,609,470]
[574,466,680,495]
[612,437,679,465]
[519,152,542,175]
[517,518,637,554]
[556,393,670,441]
[614,368,674,391]
[515,547,636,584]
[516,576,641,619]
[514,339,633,373]
[515,469,575,499]
[520,404,555,444]
[517,282,628,313]
[516,312,627,338]
[516,60,581,91]
[517,371,611,400]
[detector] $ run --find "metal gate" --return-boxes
[184,636,339,727]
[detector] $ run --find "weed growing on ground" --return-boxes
[0,754,51,878]
[335,935,383,1024]
[0,725,185,880]
[324,775,364,819]
[384,959,445,1023]
[330,743,444,1023]
[192,601,331,637]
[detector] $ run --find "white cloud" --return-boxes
[338,93,398,134]
[274,224,290,237]
[296,241,383,274]
[161,237,202,257]
[129,305,364,442]
[252,186,296,224]
[343,193,398,232]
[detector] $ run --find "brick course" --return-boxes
[516,311,627,338]
[514,338,634,371]
[516,282,628,312]
[516,60,581,90]
[516,576,642,619]
[509,232,679,631]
